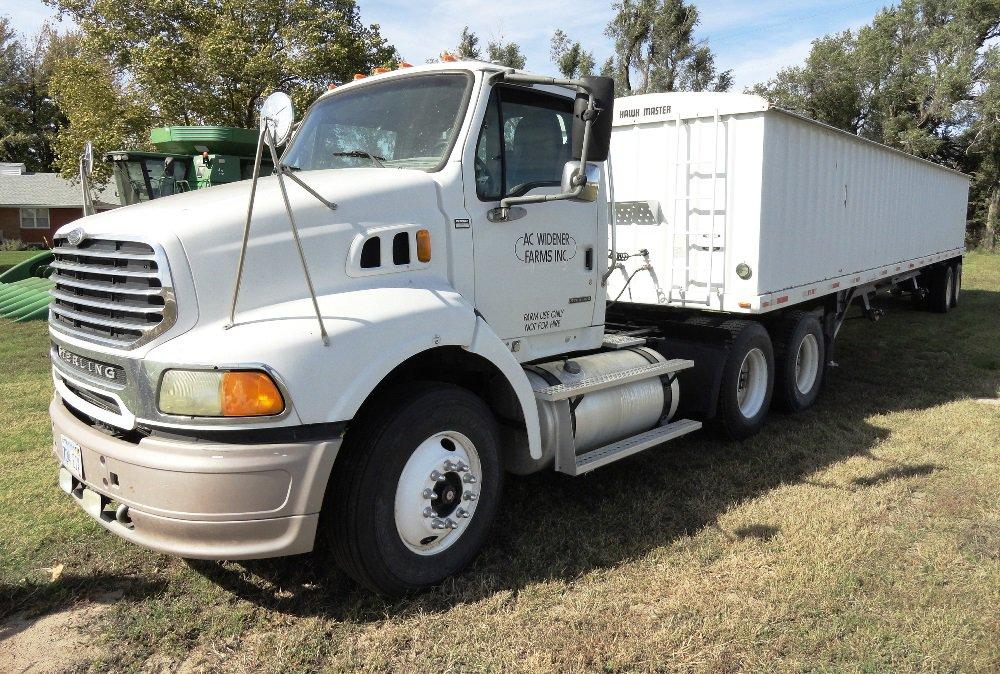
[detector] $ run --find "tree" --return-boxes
[456,26,481,59]
[605,0,731,94]
[487,38,526,69]
[751,0,1000,247]
[550,29,595,79]
[0,20,73,172]
[45,0,397,179]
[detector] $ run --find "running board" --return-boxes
[602,333,647,349]
[532,359,693,402]
[561,418,703,476]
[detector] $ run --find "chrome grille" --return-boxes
[49,236,176,348]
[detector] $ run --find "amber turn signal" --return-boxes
[222,371,285,417]
[416,229,431,262]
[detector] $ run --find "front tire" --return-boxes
[323,383,502,595]
[716,321,775,440]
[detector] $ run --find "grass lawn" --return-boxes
[1,253,998,673]
[0,250,47,269]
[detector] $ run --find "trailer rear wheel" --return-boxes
[929,265,953,314]
[716,321,774,440]
[322,382,502,595]
[950,262,962,308]
[772,311,825,412]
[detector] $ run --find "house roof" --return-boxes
[0,172,120,209]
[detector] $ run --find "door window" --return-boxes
[475,87,573,200]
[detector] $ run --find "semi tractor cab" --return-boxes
[47,61,968,595]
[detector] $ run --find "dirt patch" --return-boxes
[0,591,121,674]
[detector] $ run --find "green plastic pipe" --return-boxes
[14,302,53,322]
[6,295,53,319]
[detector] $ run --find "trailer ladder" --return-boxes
[671,110,727,307]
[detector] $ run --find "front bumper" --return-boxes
[50,395,342,559]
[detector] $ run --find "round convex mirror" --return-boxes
[260,92,295,147]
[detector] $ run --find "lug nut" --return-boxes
[463,474,477,484]
[430,470,446,482]
[422,488,435,499]
[443,460,458,471]
[463,491,477,501]
[431,518,447,530]
[447,519,459,529]
[456,461,468,472]
[457,508,470,518]
[423,507,434,518]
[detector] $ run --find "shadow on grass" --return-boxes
[0,574,167,626]
[186,290,1000,622]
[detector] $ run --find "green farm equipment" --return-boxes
[1,125,264,322]
[106,125,270,205]
[0,253,55,322]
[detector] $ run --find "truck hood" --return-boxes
[64,167,451,323]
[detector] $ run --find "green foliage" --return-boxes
[456,26,481,60]
[550,29,596,79]
[605,0,732,94]
[44,0,397,181]
[751,0,1000,247]
[0,20,73,172]
[486,39,526,69]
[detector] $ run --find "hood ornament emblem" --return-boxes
[66,227,86,246]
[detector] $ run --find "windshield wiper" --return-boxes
[332,150,385,168]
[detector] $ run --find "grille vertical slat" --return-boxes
[49,237,175,348]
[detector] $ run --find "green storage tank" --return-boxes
[149,126,261,156]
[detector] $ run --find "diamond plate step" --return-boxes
[602,333,647,349]
[532,359,693,402]
[570,418,702,475]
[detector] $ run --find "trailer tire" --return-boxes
[950,262,962,308]
[715,321,774,440]
[771,311,825,413]
[929,265,953,314]
[321,382,502,596]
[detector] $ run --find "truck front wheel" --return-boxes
[322,383,502,595]
[716,321,775,440]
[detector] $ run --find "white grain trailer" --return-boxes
[608,92,968,313]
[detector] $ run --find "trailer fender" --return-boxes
[466,317,543,460]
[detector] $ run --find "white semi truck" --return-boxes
[47,61,968,595]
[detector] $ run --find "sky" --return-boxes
[1,0,890,90]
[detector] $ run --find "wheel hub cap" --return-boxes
[394,431,482,555]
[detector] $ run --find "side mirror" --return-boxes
[572,76,614,163]
[561,161,600,202]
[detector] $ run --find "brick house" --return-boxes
[0,163,120,246]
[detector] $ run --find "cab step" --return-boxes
[602,333,647,349]
[532,359,694,402]
[564,418,703,475]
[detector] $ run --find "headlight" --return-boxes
[158,370,285,417]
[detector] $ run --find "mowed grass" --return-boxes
[2,254,999,673]
[0,250,46,268]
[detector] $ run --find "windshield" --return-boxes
[283,73,473,172]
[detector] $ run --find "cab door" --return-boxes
[464,85,600,351]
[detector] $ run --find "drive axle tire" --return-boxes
[772,311,825,413]
[716,321,774,441]
[322,382,502,596]
[929,265,953,314]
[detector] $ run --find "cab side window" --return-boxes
[475,87,573,201]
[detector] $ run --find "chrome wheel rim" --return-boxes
[736,348,768,419]
[394,431,482,556]
[794,333,820,395]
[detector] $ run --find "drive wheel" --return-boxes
[323,383,502,595]
[772,311,825,412]
[929,265,953,314]
[716,321,774,440]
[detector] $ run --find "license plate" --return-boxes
[60,435,83,479]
